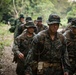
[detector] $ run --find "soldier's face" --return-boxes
[37,21,42,25]
[71,27,76,34]
[20,18,25,23]
[49,23,59,33]
[27,27,35,34]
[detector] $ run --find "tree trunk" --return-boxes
[13,0,18,18]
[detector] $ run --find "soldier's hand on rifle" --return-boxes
[18,53,24,59]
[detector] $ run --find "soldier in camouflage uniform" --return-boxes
[25,14,70,75]
[18,17,33,36]
[12,22,36,75]
[25,17,32,23]
[63,19,76,75]
[61,17,74,34]
[36,16,48,34]
[14,14,25,38]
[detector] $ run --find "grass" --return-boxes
[0,23,14,69]
[0,23,13,58]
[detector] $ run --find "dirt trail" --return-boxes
[0,25,17,75]
[0,45,17,75]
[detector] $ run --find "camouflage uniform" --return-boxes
[36,17,48,34]
[61,17,74,34]
[14,14,25,38]
[63,19,76,75]
[18,17,33,36]
[12,22,36,75]
[25,14,70,75]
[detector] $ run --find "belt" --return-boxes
[43,62,61,68]
[38,61,61,70]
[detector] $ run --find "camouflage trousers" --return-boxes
[16,61,25,75]
[16,61,32,75]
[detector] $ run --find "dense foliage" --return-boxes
[0,0,76,24]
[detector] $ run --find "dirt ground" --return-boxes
[0,45,17,75]
[0,25,17,75]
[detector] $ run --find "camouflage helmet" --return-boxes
[25,21,36,28]
[37,17,42,22]
[67,17,73,23]
[47,14,61,25]
[19,14,24,19]
[25,17,32,22]
[71,19,76,28]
